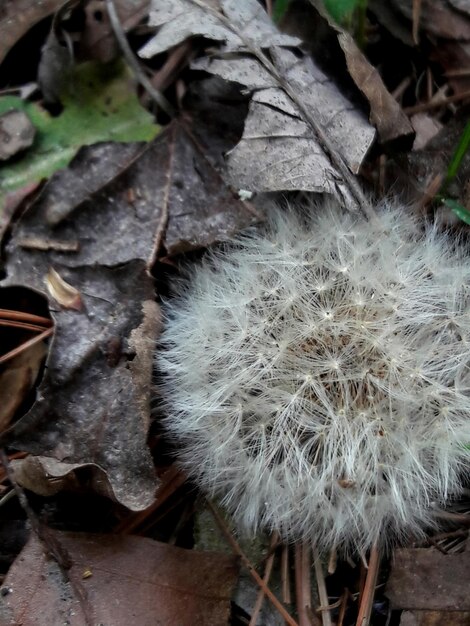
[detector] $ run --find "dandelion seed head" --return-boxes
[157,201,470,552]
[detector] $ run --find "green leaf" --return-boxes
[443,198,470,225]
[273,0,290,22]
[445,121,470,184]
[0,59,159,211]
[323,0,361,23]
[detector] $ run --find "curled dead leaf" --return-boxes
[46,267,83,311]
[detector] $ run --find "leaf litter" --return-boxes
[0,0,469,624]
[0,58,159,214]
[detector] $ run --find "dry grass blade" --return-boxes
[295,541,317,626]
[404,89,470,114]
[208,501,299,626]
[114,465,187,534]
[105,0,175,117]
[313,545,332,626]
[248,531,278,626]
[355,544,380,626]
[281,543,292,604]
[0,308,53,364]
[0,327,54,365]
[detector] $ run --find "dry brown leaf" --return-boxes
[0,124,254,508]
[139,0,300,57]
[410,113,443,150]
[10,456,141,500]
[386,548,470,611]
[336,31,414,145]
[80,0,151,63]
[400,610,470,626]
[0,341,47,432]
[46,268,83,311]
[140,0,375,203]
[0,531,240,626]
[0,0,64,66]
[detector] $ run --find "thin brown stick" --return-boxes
[114,465,187,534]
[433,510,470,526]
[151,41,193,94]
[412,0,422,45]
[295,542,313,626]
[0,327,54,365]
[327,546,337,575]
[313,545,333,626]
[337,589,349,626]
[391,76,411,101]
[445,69,470,78]
[355,544,380,626]
[249,532,278,626]
[281,543,292,605]
[208,502,299,626]
[105,0,174,117]
[148,121,176,267]
[0,320,49,332]
[404,89,470,114]
[0,309,53,326]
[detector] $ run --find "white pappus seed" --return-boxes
[156,201,470,553]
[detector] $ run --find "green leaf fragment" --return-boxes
[273,0,290,22]
[0,59,159,211]
[443,198,470,225]
[323,0,361,23]
[446,121,470,184]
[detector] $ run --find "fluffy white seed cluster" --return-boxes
[157,202,470,553]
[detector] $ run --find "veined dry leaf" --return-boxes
[213,47,375,193]
[0,531,239,626]
[139,0,375,203]
[139,0,300,57]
